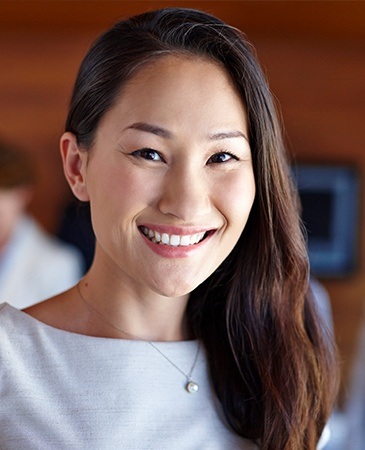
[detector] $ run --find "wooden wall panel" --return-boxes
[1,1,364,403]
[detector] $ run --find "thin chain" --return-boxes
[148,340,200,381]
[77,282,200,384]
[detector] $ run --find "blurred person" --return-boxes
[344,310,365,450]
[0,143,84,308]
[309,278,348,450]
[310,277,333,332]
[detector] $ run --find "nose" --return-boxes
[158,164,211,221]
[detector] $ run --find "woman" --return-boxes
[0,7,337,449]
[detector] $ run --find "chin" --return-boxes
[144,265,217,299]
[152,279,202,299]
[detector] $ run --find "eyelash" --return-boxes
[207,151,239,164]
[131,148,164,162]
[131,148,239,164]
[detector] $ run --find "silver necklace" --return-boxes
[77,282,200,393]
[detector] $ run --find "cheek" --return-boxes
[116,170,162,209]
[89,166,161,218]
[216,171,256,230]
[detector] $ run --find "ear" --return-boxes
[60,132,90,202]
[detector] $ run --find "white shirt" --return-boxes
[0,216,84,308]
[0,303,256,449]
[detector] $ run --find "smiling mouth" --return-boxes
[139,226,210,247]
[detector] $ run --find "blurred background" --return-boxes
[0,0,364,444]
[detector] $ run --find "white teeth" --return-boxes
[141,227,207,247]
[170,235,180,246]
[196,233,205,243]
[180,235,190,246]
[191,234,199,244]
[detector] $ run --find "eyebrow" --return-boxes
[124,122,248,142]
[124,122,173,139]
[209,130,248,142]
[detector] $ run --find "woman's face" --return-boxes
[72,56,255,298]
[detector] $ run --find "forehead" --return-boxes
[96,55,247,135]
[122,54,237,97]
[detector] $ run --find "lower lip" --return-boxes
[140,231,213,258]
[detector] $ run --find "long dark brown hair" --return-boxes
[65,8,338,449]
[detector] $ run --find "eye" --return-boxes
[131,148,164,162]
[207,152,239,164]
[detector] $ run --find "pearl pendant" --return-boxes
[186,380,199,393]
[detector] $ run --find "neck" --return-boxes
[76,268,191,342]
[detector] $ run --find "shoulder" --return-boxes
[0,296,86,366]
[0,303,38,340]
[0,301,59,340]
[0,303,20,334]
[23,291,82,332]
[0,302,40,367]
